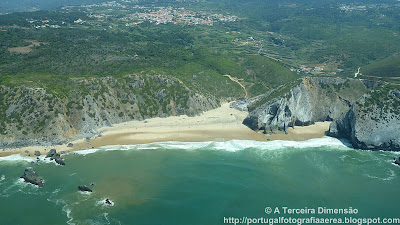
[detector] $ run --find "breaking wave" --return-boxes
[71,136,353,156]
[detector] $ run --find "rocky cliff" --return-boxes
[0,74,219,148]
[328,86,400,150]
[243,77,369,133]
[243,76,400,151]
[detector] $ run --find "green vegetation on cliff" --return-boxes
[357,84,400,116]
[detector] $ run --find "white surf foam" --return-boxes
[72,145,138,155]
[136,146,160,150]
[0,177,42,196]
[157,137,352,152]
[96,198,115,207]
[64,206,75,225]
[0,154,62,165]
[73,148,102,155]
[169,137,351,152]
[253,137,352,150]
[78,190,92,196]
[1,137,352,159]
[64,136,353,156]
[365,169,397,181]
[0,154,35,162]
[15,177,39,188]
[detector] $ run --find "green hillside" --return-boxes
[362,55,400,78]
[2,0,400,98]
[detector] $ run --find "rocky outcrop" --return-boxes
[20,167,44,187]
[78,185,93,193]
[328,87,400,151]
[105,198,114,206]
[0,74,219,149]
[45,149,58,158]
[244,77,400,151]
[243,77,368,133]
[46,149,65,165]
[395,157,400,166]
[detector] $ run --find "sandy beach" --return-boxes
[0,103,331,157]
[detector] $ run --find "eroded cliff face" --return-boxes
[328,88,400,150]
[0,74,219,148]
[243,77,368,133]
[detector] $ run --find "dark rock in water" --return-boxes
[395,157,400,166]
[34,151,41,156]
[45,149,65,165]
[54,157,65,166]
[20,167,44,187]
[46,149,58,158]
[105,198,114,206]
[78,185,93,192]
[67,143,73,148]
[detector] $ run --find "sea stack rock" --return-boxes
[395,157,400,166]
[105,198,114,206]
[46,149,58,158]
[20,167,44,187]
[78,185,93,193]
[46,149,65,165]
[54,157,65,166]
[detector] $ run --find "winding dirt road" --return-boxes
[223,74,248,98]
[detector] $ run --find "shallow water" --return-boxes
[0,137,399,225]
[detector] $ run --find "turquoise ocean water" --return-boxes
[0,137,399,225]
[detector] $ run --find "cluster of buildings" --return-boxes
[129,7,238,25]
[339,3,399,12]
[26,1,238,29]
[61,1,129,10]
[64,1,238,26]
[297,65,339,75]
[339,5,367,12]
[27,19,63,29]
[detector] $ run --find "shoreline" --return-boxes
[0,103,331,157]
